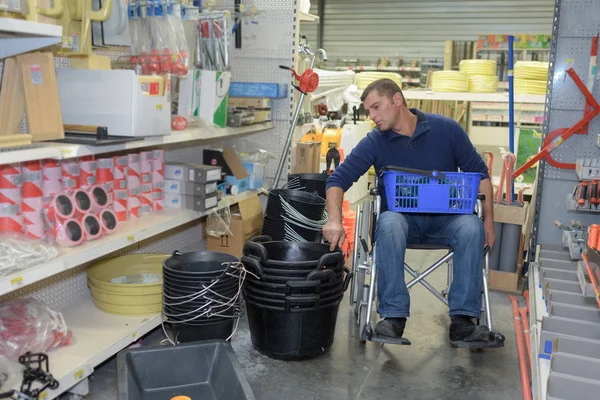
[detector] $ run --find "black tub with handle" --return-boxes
[240,244,353,361]
[162,250,243,342]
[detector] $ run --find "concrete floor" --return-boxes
[82,249,522,400]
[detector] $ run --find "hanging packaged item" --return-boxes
[127,0,189,77]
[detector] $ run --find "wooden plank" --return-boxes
[0,134,32,148]
[0,57,26,136]
[18,52,64,142]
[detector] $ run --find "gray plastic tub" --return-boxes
[117,340,255,400]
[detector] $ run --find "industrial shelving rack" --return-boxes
[0,0,301,398]
[529,0,600,398]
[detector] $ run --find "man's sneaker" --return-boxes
[374,317,407,338]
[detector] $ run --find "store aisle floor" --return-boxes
[85,249,522,400]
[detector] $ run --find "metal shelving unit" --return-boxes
[0,17,62,58]
[0,122,274,164]
[0,0,297,398]
[0,190,263,298]
[526,1,600,398]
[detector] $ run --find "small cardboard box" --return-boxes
[489,202,529,293]
[228,97,271,109]
[164,193,218,211]
[164,163,222,183]
[199,70,231,128]
[294,142,321,174]
[207,195,264,257]
[164,179,217,196]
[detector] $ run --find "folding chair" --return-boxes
[349,167,505,348]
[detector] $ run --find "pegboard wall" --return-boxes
[532,0,600,248]
[1,1,300,311]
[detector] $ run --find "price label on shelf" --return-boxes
[73,368,85,380]
[10,276,23,288]
[127,235,135,243]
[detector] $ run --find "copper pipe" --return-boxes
[510,295,533,400]
[519,306,532,374]
[581,253,600,309]
[523,290,530,312]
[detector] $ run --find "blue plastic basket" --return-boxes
[382,169,482,214]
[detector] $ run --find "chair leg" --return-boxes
[482,253,493,330]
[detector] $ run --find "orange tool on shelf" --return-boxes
[589,224,599,250]
[495,153,516,205]
[590,179,599,206]
[517,186,530,203]
[483,151,494,177]
[578,180,590,206]
[513,66,600,177]
[581,253,600,309]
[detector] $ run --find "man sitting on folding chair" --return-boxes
[323,78,497,345]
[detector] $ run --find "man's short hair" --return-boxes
[360,78,407,106]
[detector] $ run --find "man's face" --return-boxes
[363,90,402,131]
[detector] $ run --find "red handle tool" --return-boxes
[578,180,589,206]
[513,67,600,178]
[590,179,599,206]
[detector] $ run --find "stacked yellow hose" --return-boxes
[514,61,549,95]
[355,72,403,90]
[431,71,468,92]
[459,59,498,93]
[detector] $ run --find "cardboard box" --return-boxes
[203,147,250,193]
[489,202,529,292]
[294,142,321,174]
[243,162,264,190]
[164,179,217,196]
[207,195,264,257]
[228,97,271,109]
[164,163,222,183]
[199,70,231,128]
[252,110,272,123]
[176,69,201,118]
[164,193,218,211]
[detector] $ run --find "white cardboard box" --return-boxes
[56,69,171,137]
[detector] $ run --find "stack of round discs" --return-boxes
[459,59,496,76]
[356,72,402,91]
[262,189,326,242]
[431,71,468,92]
[515,61,549,95]
[162,251,243,343]
[242,237,351,360]
[459,60,498,93]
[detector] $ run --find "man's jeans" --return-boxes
[375,211,485,319]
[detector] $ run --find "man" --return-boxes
[323,78,495,342]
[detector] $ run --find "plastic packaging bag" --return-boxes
[0,298,73,360]
[0,234,59,278]
[0,355,23,392]
[166,0,190,76]
[206,205,232,238]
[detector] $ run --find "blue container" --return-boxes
[382,170,482,214]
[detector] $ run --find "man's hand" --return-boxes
[323,220,346,251]
[484,219,495,248]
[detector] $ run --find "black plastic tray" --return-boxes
[117,340,255,400]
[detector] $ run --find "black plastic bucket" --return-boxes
[287,173,328,199]
[170,318,235,342]
[244,237,344,269]
[245,300,341,360]
[163,251,239,277]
